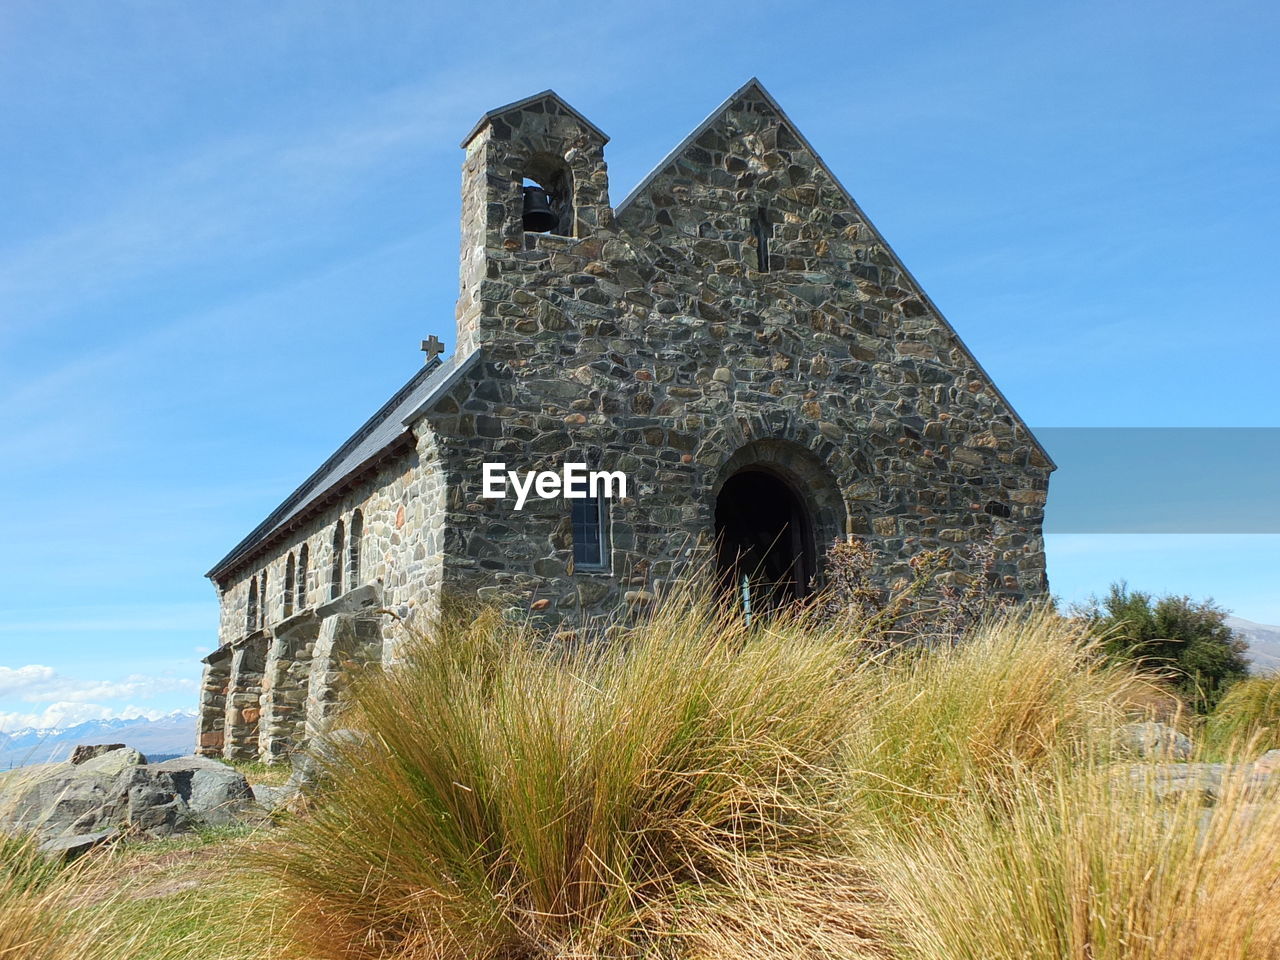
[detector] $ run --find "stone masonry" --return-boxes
[199,79,1054,763]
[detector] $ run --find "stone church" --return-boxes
[197,79,1054,763]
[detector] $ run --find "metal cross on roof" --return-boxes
[420,335,444,363]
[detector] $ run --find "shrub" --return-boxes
[1078,582,1249,711]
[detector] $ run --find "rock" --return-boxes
[1117,761,1280,806]
[1136,763,1225,804]
[1252,749,1280,774]
[0,751,259,842]
[250,783,294,813]
[1115,722,1193,760]
[76,747,148,776]
[121,769,190,837]
[38,829,119,862]
[69,744,128,765]
[0,762,127,839]
[151,756,256,826]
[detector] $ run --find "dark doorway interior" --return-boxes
[714,469,815,612]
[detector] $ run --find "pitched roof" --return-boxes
[460,89,609,148]
[205,348,481,582]
[616,78,1055,470]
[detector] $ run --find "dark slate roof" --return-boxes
[615,77,1056,471]
[460,89,609,148]
[206,348,481,582]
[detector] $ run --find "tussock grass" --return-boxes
[267,600,884,959]
[841,606,1149,832]
[865,764,1280,960]
[0,834,102,960]
[11,592,1280,959]
[265,599,1168,960]
[1203,672,1280,758]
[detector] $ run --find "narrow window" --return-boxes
[330,520,345,600]
[297,544,309,610]
[347,510,363,587]
[245,578,258,633]
[283,553,295,618]
[258,570,267,629]
[751,207,770,272]
[571,495,607,570]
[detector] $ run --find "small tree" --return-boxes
[1078,582,1249,712]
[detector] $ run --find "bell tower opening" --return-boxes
[521,154,574,237]
[714,468,816,612]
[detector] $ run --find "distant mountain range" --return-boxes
[1228,617,1280,674]
[0,711,196,770]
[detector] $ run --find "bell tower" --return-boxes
[455,90,611,354]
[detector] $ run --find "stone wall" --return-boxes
[200,430,445,762]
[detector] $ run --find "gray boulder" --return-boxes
[0,747,259,842]
[38,829,119,862]
[0,761,127,838]
[249,782,295,813]
[1115,722,1194,760]
[151,756,255,826]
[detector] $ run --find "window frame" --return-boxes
[570,491,610,573]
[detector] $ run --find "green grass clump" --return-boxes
[1203,672,1280,758]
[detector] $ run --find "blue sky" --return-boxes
[1,0,1277,730]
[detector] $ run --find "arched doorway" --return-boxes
[715,468,816,612]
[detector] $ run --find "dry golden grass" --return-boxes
[0,834,106,960]
[266,599,881,959]
[841,605,1154,832]
[865,763,1280,960]
[9,594,1280,960]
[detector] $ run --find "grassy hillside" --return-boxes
[6,596,1280,960]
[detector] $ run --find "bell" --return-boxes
[521,185,558,233]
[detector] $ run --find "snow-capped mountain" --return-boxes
[0,711,196,770]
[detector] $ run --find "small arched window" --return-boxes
[347,510,363,588]
[330,520,345,600]
[283,553,296,618]
[297,544,309,611]
[245,577,258,633]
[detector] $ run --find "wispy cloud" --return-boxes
[0,664,195,705]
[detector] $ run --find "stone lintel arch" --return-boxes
[717,410,871,534]
[713,437,848,562]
